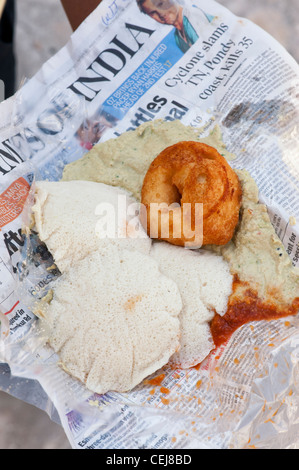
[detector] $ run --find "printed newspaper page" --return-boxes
[0,0,298,449]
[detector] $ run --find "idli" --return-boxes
[32,180,151,273]
[150,242,233,368]
[36,244,182,394]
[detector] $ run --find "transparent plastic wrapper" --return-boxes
[0,0,299,449]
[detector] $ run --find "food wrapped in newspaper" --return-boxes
[0,0,299,449]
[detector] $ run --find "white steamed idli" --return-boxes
[37,244,182,394]
[32,180,151,272]
[150,242,233,368]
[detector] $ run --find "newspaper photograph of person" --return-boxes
[136,0,214,53]
[75,110,119,149]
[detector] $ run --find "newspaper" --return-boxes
[0,0,299,449]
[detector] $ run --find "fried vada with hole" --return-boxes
[140,141,242,247]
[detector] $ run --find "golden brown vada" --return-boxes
[140,141,242,247]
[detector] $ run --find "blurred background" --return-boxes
[0,0,298,449]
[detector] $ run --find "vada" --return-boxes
[141,141,242,247]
